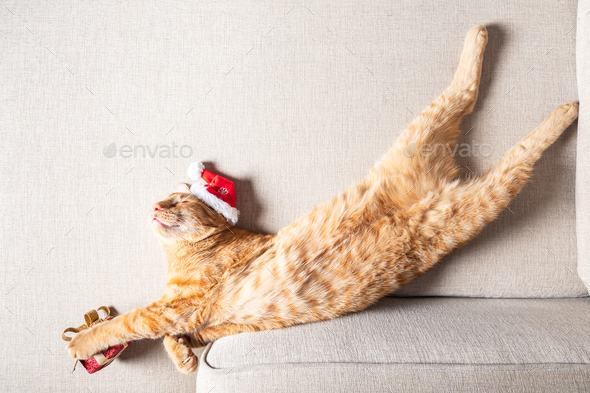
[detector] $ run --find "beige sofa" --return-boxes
[1,1,588,392]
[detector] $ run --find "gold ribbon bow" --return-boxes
[62,306,111,342]
[62,306,113,372]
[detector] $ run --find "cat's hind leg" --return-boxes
[423,102,578,256]
[367,25,488,203]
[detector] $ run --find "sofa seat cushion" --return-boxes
[197,297,590,392]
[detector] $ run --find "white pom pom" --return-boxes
[187,162,205,180]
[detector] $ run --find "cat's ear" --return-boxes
[174,183,191,194]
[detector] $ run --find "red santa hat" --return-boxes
[187,162,239,226]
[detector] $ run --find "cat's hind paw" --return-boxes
[553,102,579,123]
[466,25,488,50]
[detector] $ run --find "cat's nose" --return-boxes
[152,204,161,212]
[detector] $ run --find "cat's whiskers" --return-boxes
[153,213,182,229]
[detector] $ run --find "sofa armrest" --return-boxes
[576,0,590,293]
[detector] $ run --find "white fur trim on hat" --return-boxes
[187,162,205,181]
[190,183,239,226]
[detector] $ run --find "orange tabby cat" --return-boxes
[67,25,579,373]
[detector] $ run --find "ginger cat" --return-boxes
[67,25,579,373]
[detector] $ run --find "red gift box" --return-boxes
[63,307,130,374]
[78,317,130,373]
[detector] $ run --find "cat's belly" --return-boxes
[211,231,425,328]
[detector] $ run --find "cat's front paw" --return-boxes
[177,353,198,374]
[66,329,104,359]
[164,336,199,374]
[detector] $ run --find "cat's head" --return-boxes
[150,183,228,242]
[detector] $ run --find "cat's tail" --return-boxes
[427,102,578,254]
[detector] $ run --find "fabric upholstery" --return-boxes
[576,0,590,293]
[198,297,590,392]
[0,1,585,392]
[197,364,590,393]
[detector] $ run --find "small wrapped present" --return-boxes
[62,306,130,374]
